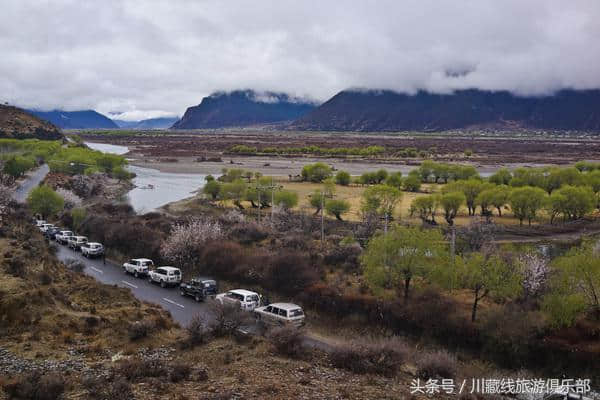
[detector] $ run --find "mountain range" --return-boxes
[113,117,179,130]
[292,89,600,132]
[27,109,118,129]
[0,105,63,140]
[171,90,316,129]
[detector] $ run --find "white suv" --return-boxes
[55,230,74,244]
[148,266,182,288]
[39,223,55,233]
[67,236,88,251]
[254,303,305,328]
[123,258,153,278]
[81,242,104,258]
[216,289,261,311]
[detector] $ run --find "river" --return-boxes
[85,142,210,213]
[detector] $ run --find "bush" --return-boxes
[268,326,306,358]
[3,371,65,400]
[182,315,213,348]
[169,362,192,383]
[335,170,351,186]
[83,376,133,400]
[330,338,409,377]
[267,251,319,295]
[416,350,457,379]
[115,358,168,381]
[128,319,156,341]
[301,162,332,183]
[64,257,85,273]
[228,222,269,244]
[208,301,252,337]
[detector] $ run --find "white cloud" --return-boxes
[1,0,599,116]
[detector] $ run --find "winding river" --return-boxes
[85,142,210,213]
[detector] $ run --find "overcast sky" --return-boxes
[1,0,599,120]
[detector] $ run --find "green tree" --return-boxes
[71,207,87,230]
[308,190,326,215]
[403,173,421,192]
[203,180,222,200]
[325,199,350,221]
[220,179,247,209]
[418,160,435,182]
[509,186,546,226]
[546,185,594,223]
[301,162,332,183]
[432,163,450,183]
[335,170,351,186]
[489,185,511,217]
[274,190,298,210]
[587,170,600,208]
[360,185,402,219]
[543,243,600,326]
[453,252,522,322]
[27,185,64,218]
[3,155,35,180]
[445,179,491,216]
[385,171,403,188]
[439,191,465,226]
[112,166,132,181]
[374,169,388,184]
[488,168,512,185]
[410,195,438,224]
[362,226,447,302]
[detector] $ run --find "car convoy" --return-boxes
[34,218,306,328]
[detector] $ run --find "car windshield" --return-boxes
[141,261,153,266]
[289,309,304,317]
[172,270,180,275]
[247,295,259,302]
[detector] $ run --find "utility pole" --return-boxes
[321,190,324,244]
[257,189,261,224]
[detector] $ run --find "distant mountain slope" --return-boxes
[113,117,179,129]
[28,109,118,129]
[172,90,316,129]
[292,89,600,132]
[0,105,63,140]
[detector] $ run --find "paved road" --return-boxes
[12,164,50,202]
[56,245,211,326]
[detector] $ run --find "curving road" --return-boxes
[12,164,49,203]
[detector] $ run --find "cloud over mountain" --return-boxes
[1,1,599,117]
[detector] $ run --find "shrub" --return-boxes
[267,251,319,295]
[301,162,332,183]
[115,358,168,381]
[26,185,64,218]
[169,362,192,383]
[3,371,65,400]
[64,257,85,273]
[201,241,245,279]
[182,315,213,348]
[128,319,155,341]
[273,190,299,210]
[335,170,351,186]
[330,338,409,377]
[83,376,133,400]
[208,301,252,337]
[268,326,306,358]
[228,222,268,244]
[416,350,457,379]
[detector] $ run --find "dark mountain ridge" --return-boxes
[0,105,63,140]
[292,89,600,132]
[113,117,179,130]
[172,90,316,129]
[28,109,118,129]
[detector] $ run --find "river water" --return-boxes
[85,142,210,213]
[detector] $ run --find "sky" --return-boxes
[1,0,599,121]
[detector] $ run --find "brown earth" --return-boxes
[0,105,63,140]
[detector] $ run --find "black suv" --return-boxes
[179,277,217,302]
[44,226,62,240]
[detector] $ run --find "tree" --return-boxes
[203,180,221,200]
[475,189,494,216]
[509,186,546,226]
[335,170,351,186]
[547,185,595,222]
[432,163,450,183]
[543,243,600,326]
[112,166,132,181]
[439,191,465,226]
[325,199,350,221]
[220,179,247,209]
[418,160,435,182]
[488,168,512,185]
[489,185,510,217]
[362,226,447,303]
[274,190,298,210]
[374,169,388,184]
[543,167,582,194]
[385,171,403,188]
[27,185,64,218]
[308,190,326,215]
[453,252,522,322]
[71,207,87,230]
[360,185,402,220]
[161,219,224,270]
[3,155,35,180]
[301,162,332,183]
[587,170,600,208]
[403,173,421,192]
[410,195,438,224]
[445,179,490,216]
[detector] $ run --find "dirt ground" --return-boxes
[78,130,600,175]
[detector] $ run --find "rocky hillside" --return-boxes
[292,89,600,132]
[172,90,316,129]
[0,105,63,140]
[28,109,118,129]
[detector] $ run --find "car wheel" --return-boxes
[123,267,128,274]
[195,294,201,302]
[180,290,185,296]
[160,280,166,288]
[134,271,139,278]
